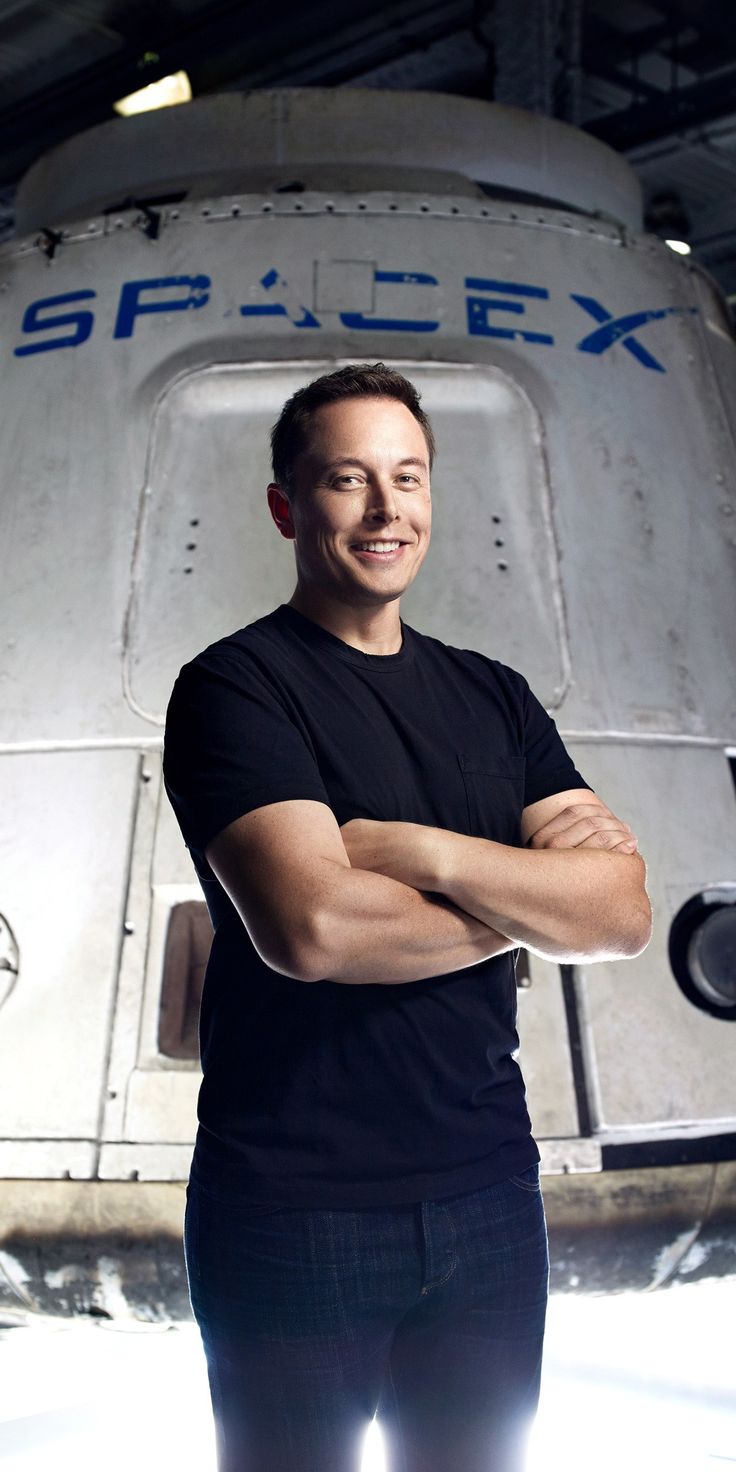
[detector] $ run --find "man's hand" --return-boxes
[204,803,516,986]
[341,801,639,884]
[341,804,650,961]
[525,802,638,854]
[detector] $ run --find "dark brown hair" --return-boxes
[270,362,436,495]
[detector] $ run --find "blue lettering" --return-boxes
[240,269,320,328]
[571,294,696,372]
[113,274,210,340]
[340,270,439,332]
[12,269,693,372]
[465,278,554,344]
[14,290,96,356]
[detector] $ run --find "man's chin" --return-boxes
[362,570,419,600]
[343,560,422,596]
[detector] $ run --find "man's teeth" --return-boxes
[354,542,402,552]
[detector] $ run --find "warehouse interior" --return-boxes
[2,4,735,1471]
[2,0,736,310]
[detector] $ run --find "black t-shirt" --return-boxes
[163,603,593,1208]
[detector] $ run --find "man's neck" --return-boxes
[287,589,404,655]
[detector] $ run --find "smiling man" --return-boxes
[163,362,652,1472]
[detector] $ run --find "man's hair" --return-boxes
[270,362,436,495]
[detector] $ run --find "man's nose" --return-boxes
[366,478,399,520]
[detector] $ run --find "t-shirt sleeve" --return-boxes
[520,675,594,808]
[162,649,331,874]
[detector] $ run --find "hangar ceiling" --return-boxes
[2,0,736,310]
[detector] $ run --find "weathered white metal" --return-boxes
[1,91,735,1240]
[537,1138,601,1175]
[14,88,643,232]
[126,360,570,718]
[0,750,140,1158]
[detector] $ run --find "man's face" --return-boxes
[268,395,432,607]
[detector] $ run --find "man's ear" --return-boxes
[267,482,296,540]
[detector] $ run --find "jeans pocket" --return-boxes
[507,1164,542,1193]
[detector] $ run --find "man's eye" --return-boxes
[397,475,420,486]
[334,476,360,487]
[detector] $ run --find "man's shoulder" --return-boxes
[165,610,297,729]
[409,623,528,696]
[176,606,289,679]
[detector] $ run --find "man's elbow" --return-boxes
[613,890,653,958]
[611,853,653,958]
[244,913,323,983]
[582,875,652,962]
[296,900,359,983]
[265,875,353,983]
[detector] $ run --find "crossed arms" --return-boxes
[205,790,653,985]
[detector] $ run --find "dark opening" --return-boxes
[668,887,736,1020]
[158,901,213,1060]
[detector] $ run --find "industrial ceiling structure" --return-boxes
[2,0,736,309]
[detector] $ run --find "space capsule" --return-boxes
[1,88,734,1315]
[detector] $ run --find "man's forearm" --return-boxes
[308,863,514,985]
[426,832,652,961]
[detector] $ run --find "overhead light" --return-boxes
[644,190,692,256]
[114,71,191,117]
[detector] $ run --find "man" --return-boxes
[163,362,651,1472]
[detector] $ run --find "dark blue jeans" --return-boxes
[184,1165,549,1472]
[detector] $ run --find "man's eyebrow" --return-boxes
[322,457,428,472]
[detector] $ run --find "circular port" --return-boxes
[669,886,736,1019]
[688,908,736,1007]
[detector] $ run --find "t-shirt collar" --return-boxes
[275,603,414,670]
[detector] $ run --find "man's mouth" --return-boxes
[350,540,408,560]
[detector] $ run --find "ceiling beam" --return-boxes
[586,65,736,151]
[0,0,472,191]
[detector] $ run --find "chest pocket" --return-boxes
[457,753,525,847]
